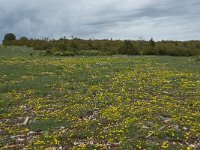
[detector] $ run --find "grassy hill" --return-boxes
[0,46,199,149]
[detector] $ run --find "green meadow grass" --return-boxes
[0,46,200,149]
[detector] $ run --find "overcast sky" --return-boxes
[0,0,200,42]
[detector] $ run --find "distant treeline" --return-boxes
[3,33,200,56]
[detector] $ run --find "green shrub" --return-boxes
[53,51,63,56]
[118,40,140,55]
[195,55,200,61]
[2,36,200,57]
[78,50,106,56]
[143,47,158,55]
[62,51,75,56]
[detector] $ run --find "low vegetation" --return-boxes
[0,46,199,149]
[3,33,200,57]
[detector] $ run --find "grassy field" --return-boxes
[0,46,200,149]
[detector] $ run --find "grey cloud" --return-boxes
[0,0,200,42]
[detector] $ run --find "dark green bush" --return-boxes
[3,33,16,45]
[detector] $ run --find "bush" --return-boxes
[143,47,158,55]
[118,40,140,55]
[53,51,63,56]
[195,55,200,61]
[2,36,200,57]
[3,33,16,41]
[3,33,16,45]
[78,50,107,56]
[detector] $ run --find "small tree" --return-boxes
[149,38,155,47]
[3,33,16,45]
[143,38,158,55]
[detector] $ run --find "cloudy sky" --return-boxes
[0,0,200,42]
